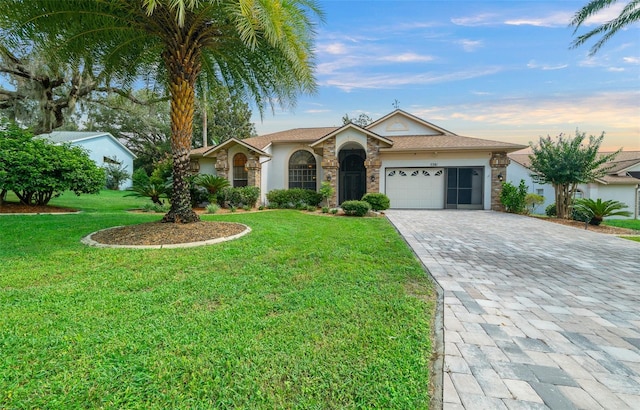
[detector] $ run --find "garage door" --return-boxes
[385,168,445,209]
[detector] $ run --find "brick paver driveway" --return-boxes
[386,210,640,410]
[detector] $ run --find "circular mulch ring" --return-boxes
[82,221,251,249]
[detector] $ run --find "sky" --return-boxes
[250,0,640,151]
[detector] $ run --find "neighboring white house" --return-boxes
[508,151,640,219]
[39,131,136,189]
[190,110,526,210]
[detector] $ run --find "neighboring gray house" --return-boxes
[508,151,640,219]
[39,131,136,189]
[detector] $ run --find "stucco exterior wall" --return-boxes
[76,136,135,189]
[507,162,555,214]
[335,129,367,151]
[198,158,217,175]
[263,143,322,203]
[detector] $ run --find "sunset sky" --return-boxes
[251,0,640,151]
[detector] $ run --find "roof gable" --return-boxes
[309,123,393,148]
[199,137,270,157]
[366,109,456,137]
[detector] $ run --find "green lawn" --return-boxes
[603,219,640,242]
[0,191,435,409]
[603,218,640,231]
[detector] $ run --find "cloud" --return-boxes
[305,109,332,114]
[321,67,504,92]
[317,42,349,55]
[581,2,630,25]
[410,90,640,148]
[457,39,483,52]
[451,13,499,27]
[623,56,640,64]
[527,60,569,70]
[504,11,573,27]
[379,53,435,63]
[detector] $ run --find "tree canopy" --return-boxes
[0,0,323,223]
[528,130,620,219]
[0,119,105,205]
[571,0,640,54]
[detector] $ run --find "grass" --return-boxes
[603,219,640,242]
[0,191,435,409]
[603,218,640,231]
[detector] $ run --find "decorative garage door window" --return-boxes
[289,150,317,190]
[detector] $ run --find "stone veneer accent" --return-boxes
[320,138,338,207]
[490,151,510,211]
[245,153,260,189]
[215,148,229,177]
[364,137,381,193]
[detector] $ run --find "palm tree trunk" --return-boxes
[161,46,201,223]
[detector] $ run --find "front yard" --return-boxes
[0,191,435,408]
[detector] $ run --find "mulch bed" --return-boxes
[533,216,639,235]
[0,201,78,214]
[90,221,247,246]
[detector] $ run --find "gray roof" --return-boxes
[39,131,112,144]
[39,131,137,158]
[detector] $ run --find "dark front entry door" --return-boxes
[339,150,366,203]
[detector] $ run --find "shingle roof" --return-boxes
[383,134,526,152]
[242,127,338,150]
[39,131,110,143]
[39,131,137,158]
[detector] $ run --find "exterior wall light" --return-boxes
[498,173,504,182]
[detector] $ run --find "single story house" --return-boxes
[508,151,640,219]
[191,110,526,210]
[39,131,136,189]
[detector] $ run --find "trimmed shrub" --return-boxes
[266,188,323,208]
[341,200,371,217]
[361,193,390,211]
[217,186,260,208]
[545,203,557,217]
[500,180,528,214]
[132,168,150,187]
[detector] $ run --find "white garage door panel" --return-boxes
[385,168,444,209]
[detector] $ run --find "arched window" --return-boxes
[288,150,316,190]
[233,153,248,187]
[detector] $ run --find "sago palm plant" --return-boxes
[573,198,632,225]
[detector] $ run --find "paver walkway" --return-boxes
[386,210,640,410]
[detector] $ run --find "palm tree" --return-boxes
[0,0,322,222]
[571,0,640,55]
